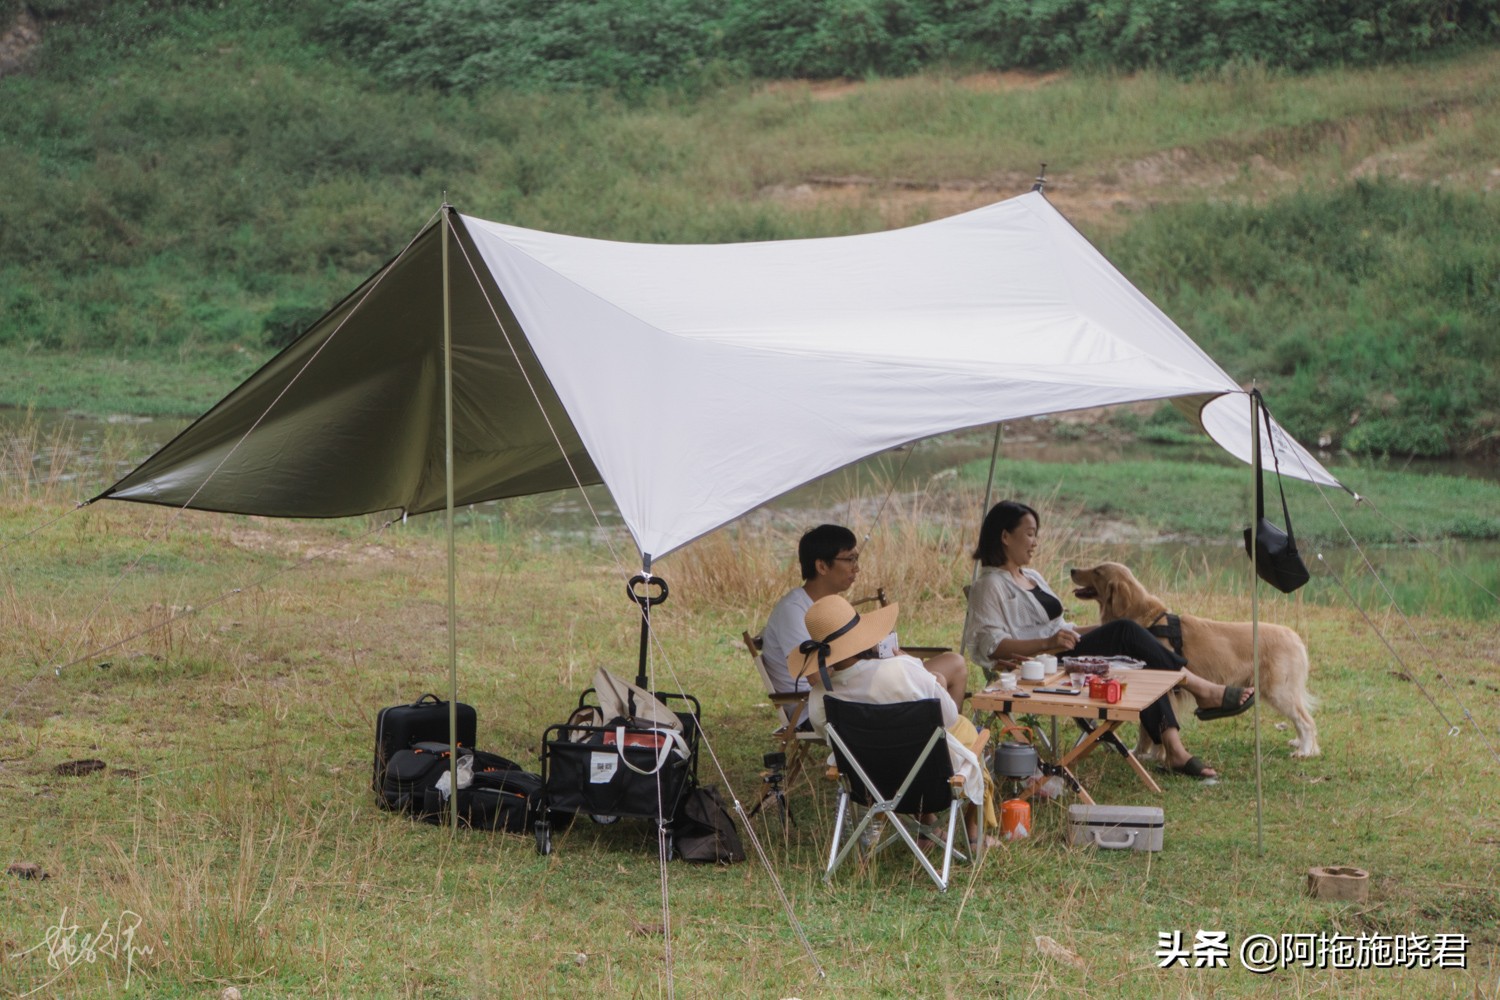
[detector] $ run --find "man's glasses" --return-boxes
[833,554,860,564]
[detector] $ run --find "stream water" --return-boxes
[4,406,1497,619]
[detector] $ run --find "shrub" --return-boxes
[321,0,722,94]
[261,304,328,350]
[959,0,1500,75]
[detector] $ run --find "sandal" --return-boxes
[1168,755,1218,780]
[1195,685,1255,721]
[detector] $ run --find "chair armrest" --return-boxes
[902,645,952,658]
[768,692,808,707]
[968,728,990,756]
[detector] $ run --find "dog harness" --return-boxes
[1147,611,1184,658]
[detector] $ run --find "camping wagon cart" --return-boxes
[534,575,702,856]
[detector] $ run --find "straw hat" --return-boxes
[789,595,900,682]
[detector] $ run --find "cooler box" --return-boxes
[1067,803,1164,852]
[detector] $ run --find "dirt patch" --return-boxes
[228,524,400,565]
[0,7,41,78]
[754,74,1493,228]
[761,69,1063,102]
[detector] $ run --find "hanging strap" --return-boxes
[1252,389,1297,538]
[615,726,691,775]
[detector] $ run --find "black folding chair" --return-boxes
[822,696,984,892]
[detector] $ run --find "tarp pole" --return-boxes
[1250,390,1264,855]
[973,423,1003,588]
[443,205,460,836]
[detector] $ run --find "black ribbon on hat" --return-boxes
[799,612,862,690]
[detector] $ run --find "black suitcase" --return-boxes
[373,694,477,802]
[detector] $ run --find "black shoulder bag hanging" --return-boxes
[1243,390,1311,594]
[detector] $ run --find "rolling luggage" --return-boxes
[373,693,477,804]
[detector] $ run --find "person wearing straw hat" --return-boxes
[792,594,996,844]
[760,524,968,707]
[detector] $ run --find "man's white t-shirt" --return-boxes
[760,586,813,694]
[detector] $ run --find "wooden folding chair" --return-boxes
[742,630,823,824]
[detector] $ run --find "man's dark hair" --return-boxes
[798,524,857,580]
[974,500,1039,567]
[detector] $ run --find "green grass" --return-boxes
[2,6,1500,456]
[960,453,1500,545]
[1,429,1498,996]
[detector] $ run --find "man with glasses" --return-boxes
[760,524,968,707]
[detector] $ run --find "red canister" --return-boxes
[1103,677,1122,704]
[1088,677,1106,700]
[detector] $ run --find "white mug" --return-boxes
[1038,654,1058,671]
[1020,659,1046,682]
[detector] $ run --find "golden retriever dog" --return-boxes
[1069,562,1319,758]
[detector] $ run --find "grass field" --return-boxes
[3,18,1499,456]
[2,427,1497,998]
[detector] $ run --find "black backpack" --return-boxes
[379,743,455,815]
[418,751,543,833]
[674,785,745,864]
[411,749,546,839]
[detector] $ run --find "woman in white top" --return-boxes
[963,501,1254,780]
[792,594,994,843]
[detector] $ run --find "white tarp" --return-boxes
[103,191,1342,558]
[462,191,1340,557]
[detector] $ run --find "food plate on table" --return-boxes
[1061,655,1145,674]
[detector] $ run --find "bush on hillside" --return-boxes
[321,0,720,93]
[319,0,1500,91]
[958,0,1500,75]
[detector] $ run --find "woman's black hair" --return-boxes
[973,500,1039,567]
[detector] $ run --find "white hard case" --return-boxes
[1066,803,1165,852]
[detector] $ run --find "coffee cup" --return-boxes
[1020,659,1046,682]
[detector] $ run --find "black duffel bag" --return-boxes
[418,750,543,833]
[379,743,454,815]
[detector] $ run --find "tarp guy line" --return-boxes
[446,216,634,575]
[452,220,825,979]
[639,600,827,978]
[1282,450,1498,762]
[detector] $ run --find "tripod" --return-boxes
[750,751,794,831]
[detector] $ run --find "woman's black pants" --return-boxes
[1073,619,1186,743]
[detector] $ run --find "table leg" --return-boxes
[1074,720,1164,796]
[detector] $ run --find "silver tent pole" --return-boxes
[442,204,460,836]
[1250,390,1264,855]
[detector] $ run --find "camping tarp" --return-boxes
[98,192,1342,557]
